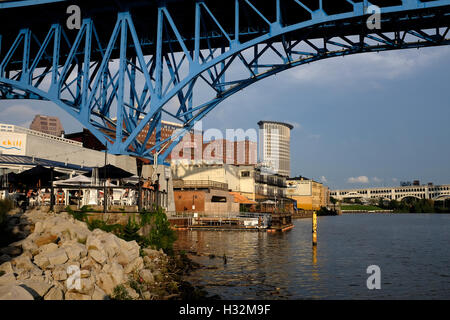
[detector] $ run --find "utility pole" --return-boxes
[136,158,143,212]
[50,167,55,212]
[103,142,107,214]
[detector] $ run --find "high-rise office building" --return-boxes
[258,121,293,177]
[30,115,64,137]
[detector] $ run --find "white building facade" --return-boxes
[257,121,293,177]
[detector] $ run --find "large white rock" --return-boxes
[89,250,107,265]
[91,285,109,300]
[52,267,67,281]
[12,255,36,271]
[96,272,115,295]
[46,249,69,266]
[33,253,50,269]
[62,243,87,261]
[0,261,14,274]
[20,280,53,299]
[0,285,34,300]
[65,292,91,300]
[69,226,90,243]
[38,243,58,255]
[124,257,144,274]
[44,287,64,300]
[102,262,124,287]
[0,272,16,285]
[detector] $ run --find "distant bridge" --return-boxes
[1,0,450,163]
[331,184,450,202]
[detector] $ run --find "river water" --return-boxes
[174,214,450,300]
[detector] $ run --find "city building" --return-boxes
[286,177,330,211]
[65,129,106,152]
[202,139,257,165]
[0,123,136,174]
[30,115,64,137]
[258,121,293,177]
[330,184,450,202]
[171,162,289,203]
[173,179,239,216]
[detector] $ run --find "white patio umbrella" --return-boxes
[54,175,91,186]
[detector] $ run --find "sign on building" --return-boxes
[0,132,27,155]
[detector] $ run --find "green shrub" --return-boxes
[87,219,123,234]
[111,285,132,300]
[142,206,177,254]
[65,206,89,222]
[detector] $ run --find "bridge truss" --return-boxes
[0,0,450,163]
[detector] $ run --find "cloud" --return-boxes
[347,176,370,184]
[372,177,383,183]
[320,176,328,183]
[287,121,301,129]
[288,46,450,87]
[0,104,41,127]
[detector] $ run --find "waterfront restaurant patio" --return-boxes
[1,163,168,212]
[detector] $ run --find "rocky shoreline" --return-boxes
[0,207,209,300]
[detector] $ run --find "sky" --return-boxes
[1,46,450,190]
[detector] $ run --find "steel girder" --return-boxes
[1,0,450,164]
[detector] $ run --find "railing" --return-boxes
[173,179,228,190]
[0,123,83,147]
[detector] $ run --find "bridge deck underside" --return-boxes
[1,0,448,66]
[0,0,449,162]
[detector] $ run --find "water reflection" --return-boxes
[175,214,450,299]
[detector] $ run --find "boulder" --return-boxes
[142,291,152,300]
[124,257,144,274]
[12,255,36,271]
[38,243,58,255]
[89,250,107,265]
[0,272,16,285]
[62,243,87,261]
[65,292,91,300]
[102,262,124,286]
[33,221,44,234]
[35,234,59,247]
[44,286,64,300]
[139,269,154,284]
[96,272,115,295]
[125,285,139,300]
[52,267,67,281]
[80,269,91,279]
[46,249,68,266]
[0,261,14,274]
[20,279,53,299]
[91,286,109,300]
[142,248,160,258]
[21,239,39,255]
[69,226,90,243]
[0,285,34,300]
[33,253,50,269]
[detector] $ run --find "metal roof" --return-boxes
[0,154,92,172]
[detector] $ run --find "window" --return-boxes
[241,171,250,177]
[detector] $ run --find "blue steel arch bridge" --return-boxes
[0,0,449,164]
